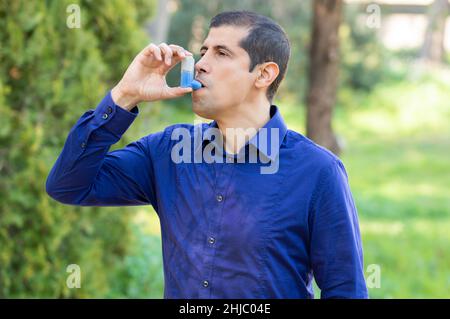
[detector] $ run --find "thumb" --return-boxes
[164,86,193,99]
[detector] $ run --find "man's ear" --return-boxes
[254,62,279,90]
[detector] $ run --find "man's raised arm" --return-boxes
[46,43,193,207]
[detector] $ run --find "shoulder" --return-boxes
[282,130,350,194]
[285,129,343,170]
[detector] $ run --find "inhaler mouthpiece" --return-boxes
[180,56,202,90]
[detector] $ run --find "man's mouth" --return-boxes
[196,78,207,88]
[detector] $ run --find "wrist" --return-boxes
[111,85,139,111]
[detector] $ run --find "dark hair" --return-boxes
[209,10,291,102]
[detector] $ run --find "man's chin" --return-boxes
[192,101,216,120]
[192,108,213,120]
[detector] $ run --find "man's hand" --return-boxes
[111,43,194,110]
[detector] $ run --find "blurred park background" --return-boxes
[0,0,449,298]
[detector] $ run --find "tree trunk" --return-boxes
[420,0,449,63]
[147,0,171,44]
[306,0,342,155]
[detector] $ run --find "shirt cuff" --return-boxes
[92,90,139,137]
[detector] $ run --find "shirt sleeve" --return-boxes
[46,91,160,209]
[309,159,368,299]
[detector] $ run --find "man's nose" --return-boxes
[195,55,209,74]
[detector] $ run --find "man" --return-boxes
[46,11,368,298]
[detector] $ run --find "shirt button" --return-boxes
[202,280,209,288]
[106,106,113,114]
[208,237,215,245]
[216,194,223,202]
[81,142,86,149]
[102,113,108,119]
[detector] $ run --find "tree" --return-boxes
[147,0,172,44]
[0,0,154,297]
[420,0,449,64]
[306,0,343,155]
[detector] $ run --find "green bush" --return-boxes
[107,223,164,298]
[0,0,154,297]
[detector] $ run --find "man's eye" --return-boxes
[218,51,227,56]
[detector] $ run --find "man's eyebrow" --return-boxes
[200,44,234,54]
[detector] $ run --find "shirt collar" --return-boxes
[198,105,288,162]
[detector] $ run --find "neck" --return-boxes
[215,96,271,155]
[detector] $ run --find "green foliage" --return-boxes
[0,0,154,297]
[341,5,403,94]
[107,222,164,298]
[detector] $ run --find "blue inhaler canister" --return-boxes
[180,56,202,90]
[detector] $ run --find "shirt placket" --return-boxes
[198,158,235,298]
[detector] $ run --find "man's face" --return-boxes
[192,25,257,119]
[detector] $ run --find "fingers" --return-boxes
[163,86,193,100]
[169,44,193,59]
[159,43,173,66]
[143,43,162,61]
[142,42,192,66]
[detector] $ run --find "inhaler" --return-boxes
[180,56,202,90]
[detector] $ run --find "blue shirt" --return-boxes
[46,91,368,299]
